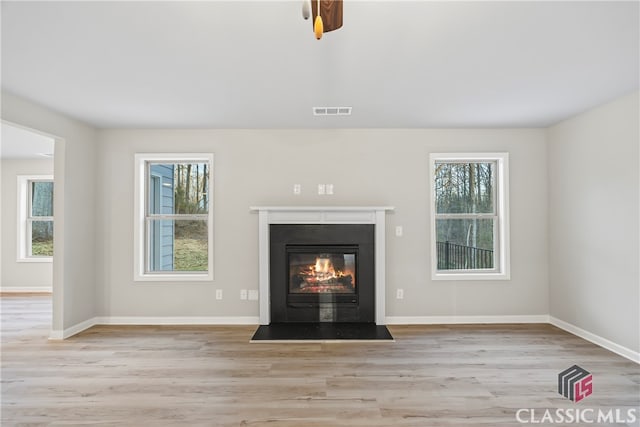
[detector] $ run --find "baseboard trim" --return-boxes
[385,315,550,325]
[49,317,96,340]
[95,316,260,325]
[54,315,552,339]
[47,314,639,364]
[549,316,640,364]
[1,286,52,294]
[48,330,64,340]
[50,316,260,340]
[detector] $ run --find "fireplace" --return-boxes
[251,206,393,325]
[270,224,374,323]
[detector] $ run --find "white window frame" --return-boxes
[17,175,54,263]
[429,153,510,280]
[134,153,214,282]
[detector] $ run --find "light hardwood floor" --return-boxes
[1,295,638,426]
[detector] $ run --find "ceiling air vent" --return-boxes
[313,106,352,116]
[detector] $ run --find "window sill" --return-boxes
[432,271,510,281]
[17,257,53,263]
[134,273,213,282]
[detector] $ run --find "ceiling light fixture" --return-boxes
[314,0,323,40]
[302,0,311,20]
[302,0,342,40]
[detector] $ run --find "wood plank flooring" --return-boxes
[2,295,638,426]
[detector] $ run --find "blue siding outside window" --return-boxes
[149,164,175,271]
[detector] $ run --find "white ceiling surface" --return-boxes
[1,123,55,159]
[1,1,638,129]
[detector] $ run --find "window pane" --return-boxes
[31,220,54,256]
[435,162,494,214]
[148,219,208,272]
[31,181,53,216]
[149,163,209,215]
[436,218,494,270]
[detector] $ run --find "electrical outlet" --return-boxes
[396,289,404,299]
[293,184,301,195]
[240,289,248,300]
[248,290,259,300]
[395,226,403,237]
[215,289,223,300]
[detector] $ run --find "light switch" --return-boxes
[396,289,404,299]
[293,184,301,195]
[395,226,403,237]
[240,289,248,300]
[318,184,325,195]
[326,184,334,195]
[215,289,223,300]
[248,290,259,300]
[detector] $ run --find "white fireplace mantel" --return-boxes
[250,206,394,325]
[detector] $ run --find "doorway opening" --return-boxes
[1,121,61,337]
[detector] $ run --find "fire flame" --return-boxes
[291,254,355,294]
[303,255,352,284]
[314,256,335,280]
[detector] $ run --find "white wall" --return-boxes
[1,158,54,291]
[96,129,548,320]
[1,92,98,335]
[548,91,639,354]
[4,89,637,358]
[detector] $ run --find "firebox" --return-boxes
[270,224,374,323]
[288,247,357,295]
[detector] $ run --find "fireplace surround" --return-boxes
[251,206,394,325]
[270,224,374,323]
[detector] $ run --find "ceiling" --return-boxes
[1,122,55,159]
[1,1,638,129]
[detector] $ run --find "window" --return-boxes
[430,153,510,280]
[17,176,54,262]
[134,154,214,281]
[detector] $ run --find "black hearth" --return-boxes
[269,224,375,323]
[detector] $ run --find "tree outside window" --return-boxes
[430,153,510,280]
[435,162,495,270]
[30,181,54,256]
[147,162,209,273]
[134,154,214,282]
[17,175,54,262]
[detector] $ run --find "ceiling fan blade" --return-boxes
[311,0,343,33]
